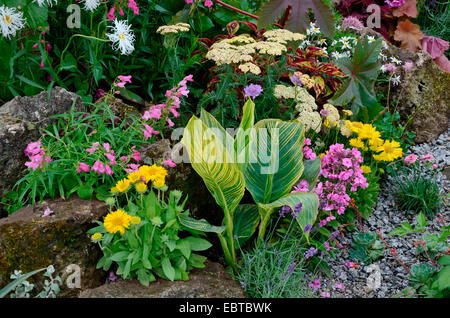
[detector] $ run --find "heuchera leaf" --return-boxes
[421,35,449,59]
[392,0,418,18]
[394,20,423,52]
[256,0,335,38]
[329,37,382,119]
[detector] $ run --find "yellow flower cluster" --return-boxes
[156,23,190,35]
[111,164,168,193]
[344,122,403,162]
[206,30,305,66]
[238,62,261,75]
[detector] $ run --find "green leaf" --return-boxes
[299,158,321,190]
[257,0,335,38]
[183,237,212,251]
[330,38,383,120]
[258,192,319,239]
[178,213,226,234]
[417,213,427,228]
[111,251,130,262]
[181,114,245,215]
[232,204,260,246]
[234,99,255,172]
[77,183,93,200]
[244,119,305,204]
[176,239,191,259]
[437,266,450,291]
[438,255,450,266]
[162,257,175,281]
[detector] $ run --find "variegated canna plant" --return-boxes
[180,99,321,270]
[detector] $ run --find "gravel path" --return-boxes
[315,129,450,298]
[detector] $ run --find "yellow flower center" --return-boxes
[4,15,11,24]
[119,33,125,40]
[383,143,394,153]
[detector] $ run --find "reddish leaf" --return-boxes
[311,75,325,97]
[434,55,450,73]
[392,0,418,18]
[394,20,423,52]
[256,0,335,37]
[421,35,449,59]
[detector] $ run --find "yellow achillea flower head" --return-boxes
[104,209,132,234]
[374,140,403,162]
[91,233,102,241]
[135,182,147,193]
[130,216,141,225]
[360,165,372,174]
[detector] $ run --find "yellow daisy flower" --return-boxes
[360,165,372,174]
[130,216,141,225]
[374,140,403,162]
[91,233,102,241]
[135,182,147,193]
[104,209,132,234]
[349,138,367,150]
[115,179,131,193]
[127,171,142,184]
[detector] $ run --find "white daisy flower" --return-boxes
[379,52,387,61]
[352,38,358,45]
[331,51,340,59]
[341,41,352,50]
[367,35,375,43]
[34,0,57,7]
[0,5,25,39]
[82,0,100,11]
[331,40,337,46]
[390,56,402,65]
[307,22,320,35]
[107,19,135,55]
[301,40,311,47]
[319,47,327,55]
[380,64,388,72]
[391,75,401,85]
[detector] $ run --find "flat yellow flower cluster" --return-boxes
[112,164,168,194]
[345,122,403,162]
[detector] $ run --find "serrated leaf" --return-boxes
[392,0,418,18]
[329,37,382,119]
[257,0,335,38]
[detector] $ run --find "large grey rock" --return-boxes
[79,261,246,298]
[0,196,108,297]
[378,41,450,143]
[0,87,84,206]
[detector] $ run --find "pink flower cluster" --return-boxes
[302,138,316,160]
[385,0,405,8]
[78,143,143,176]
[185,0,213,7]
[404,153,438,169]
[24,141,52,171]
[294,144,368,217]
[341,16,364,31]
[141,75,193,140]
[107,1,138,20]
[316,144,368,215]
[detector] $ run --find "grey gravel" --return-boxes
[313,129,450,298]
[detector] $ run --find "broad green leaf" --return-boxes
[176,239,191,259]
[162,257,175,281]
[417,213,427,228]
[111,251,130,262]
[234,99,255,172]
[183,237,212,251]
[259,192,319,239]
[438,255,450,266]
[299,158,321,190]
[181,115,245,215]
[232,204,260,246]
[330,38,383,120]
[244,119,305,204]
[437,266,450,291]
[257,0,335,38]
[177,213,226,234]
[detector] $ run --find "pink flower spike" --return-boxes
[118,75,132,83]
[32,43,38,49]
[77,162,90,174]
[104,164,114,176]
[167,118,175,127]
[107,7,116,21]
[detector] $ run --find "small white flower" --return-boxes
[352,38,358,45]
[379,52,387,61]
[317,38,327,46]
[380,65,388,72]
[0,5,25,39]
[82,0,100,11]
[390,56,402,65]
[301,40,311,47]
[336,25,342,31]
[34,0,57,7]
[367,35,375,43]
[341,41,352,50]
[391,75,401,85]
[331,40,337,46]
[319,47,327,55]
[331,51,340,59]
[307,22,320,35]
[107,19,135,55]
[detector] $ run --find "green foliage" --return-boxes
[180,99,320,270]
[391,160,442,218]
[416,232,449,260]
[330,37,383,121]
[408,258,450,298]
[237,224,315,298]
[88,188,212,286]
[10,102,148,213]
[256,0,335,37]
[351,172,379,220]
[349,231,385,265]
[388,212,428,236]
[373,111,415,149]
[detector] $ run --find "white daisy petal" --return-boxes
[107,19,135,55]
[0,5,25,39]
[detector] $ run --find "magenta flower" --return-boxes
[320,291,331,298]
[308,279,321,290]
[142,124,160,140]
[385,0,405,8]
[107,7,115,21]
[104,164,114,176]
[162,159,177,168]
[342,16,363,31]
[91,160,105,174]
[204,0,213,7]
[420,154,435,162]
[42,207,54,218]
[77,162,90,174]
